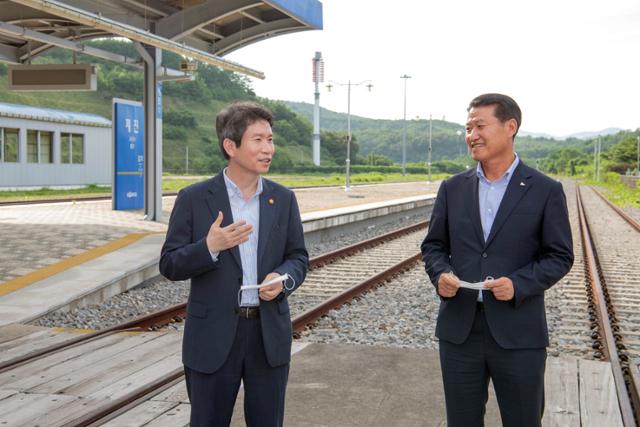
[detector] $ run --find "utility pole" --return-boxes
[326,79,372,191]
[346,81,352,190]
[400,74,411,175]
[311,52,323,166]
[636,135,639,176]
[593,140,597,181]
[596,137,602,182]
[428,114,433,182]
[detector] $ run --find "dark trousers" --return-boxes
[439,305,546,427]
[184,317,289,427]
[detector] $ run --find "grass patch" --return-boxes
[581,173,640,209]
[266,172,445,187]
[0,185,111,202]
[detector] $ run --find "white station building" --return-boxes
[0,102,111,190]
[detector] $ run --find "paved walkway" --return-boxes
[0,181,438,287]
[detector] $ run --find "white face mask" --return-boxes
[237,273,295,306]
[458,276,494,290]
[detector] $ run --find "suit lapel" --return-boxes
[257,179,276,277]
[484,163,533,248]
[464,168,485,245]
[206,172,242,270]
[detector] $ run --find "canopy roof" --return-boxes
[0,0,323,78]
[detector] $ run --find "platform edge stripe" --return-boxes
[0,233,150,297]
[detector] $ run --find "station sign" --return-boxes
[112,99,144,210]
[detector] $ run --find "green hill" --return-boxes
[286,101,593,164]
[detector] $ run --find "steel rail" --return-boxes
[308,220,427,269]
[0,302,186,373]
[590,185,640,233]
[584,185,640,424]
[292,252,422,334]
[68,369,185,427]
[577,185,637,426]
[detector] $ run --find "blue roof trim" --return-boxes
[265,0,323,29]
[0,102,111,127]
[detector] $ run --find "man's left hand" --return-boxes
[259,272,284,301]
[484,277,514,301]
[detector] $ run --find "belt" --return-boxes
[238,306,260,319]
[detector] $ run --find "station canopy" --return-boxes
[0,0,323,78]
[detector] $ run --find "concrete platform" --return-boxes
[0,181,437,327]
[231,343,500,427]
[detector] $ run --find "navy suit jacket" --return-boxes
[159,172,308,373]
[421,162,573,349]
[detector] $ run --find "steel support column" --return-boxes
[135,42,162,221]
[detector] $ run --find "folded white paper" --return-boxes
[240,274,288,291]
[458,279,488,290]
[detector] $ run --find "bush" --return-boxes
[164,126,188,140]
[270,151,294,172]
[164,110,198,128]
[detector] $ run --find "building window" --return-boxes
[27,130,37,162]
[0,128,19,163]
[61,133,85,164]
[26,130,53,163]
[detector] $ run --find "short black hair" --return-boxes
[467,93,521,138]
[216,101,273,159]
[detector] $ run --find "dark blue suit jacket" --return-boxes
[159,172,308,373]
[421,162,573,349]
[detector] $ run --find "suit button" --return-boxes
[482,252,488,258]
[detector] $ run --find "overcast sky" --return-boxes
[226,0,640,137]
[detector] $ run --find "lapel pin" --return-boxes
[268,198,275,205]
[519,182,526,186]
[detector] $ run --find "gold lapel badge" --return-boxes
[268,198,275,205]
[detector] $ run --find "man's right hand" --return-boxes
[206,211,253,253]
[437,272,460,298]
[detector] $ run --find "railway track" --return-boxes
[576,185,640,426]
[0,220,427,426]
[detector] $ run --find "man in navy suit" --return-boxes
[160,101,308,426]
[421,93,573,427]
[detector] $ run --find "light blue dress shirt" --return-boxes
[475,154,519,301]
[211,169,263,307]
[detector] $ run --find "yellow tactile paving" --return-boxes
[0,233,152,297]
